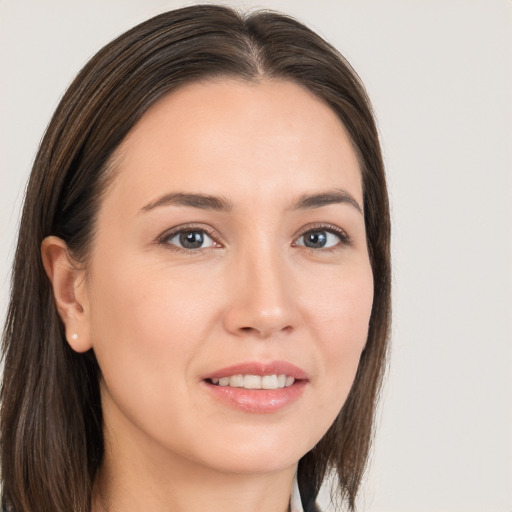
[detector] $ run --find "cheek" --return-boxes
[306,258,373,344]
[89,255,214,343]
[85,263,231,464]
[303,261,374,410]
[86,260,215,412]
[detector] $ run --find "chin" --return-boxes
[188,427,316,476]
[208,452,300,476]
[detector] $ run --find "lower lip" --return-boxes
[202,380,307,413]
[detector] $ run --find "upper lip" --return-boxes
[203,361,308,381]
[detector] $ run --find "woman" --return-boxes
[0,5,390,512]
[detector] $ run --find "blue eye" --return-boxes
[296,229,342,249]
[166,229,216,250]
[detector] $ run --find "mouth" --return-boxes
[202,361,308,413]
[207,374,296,390]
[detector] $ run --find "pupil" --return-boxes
[180,231,204,249]
[305,231,327,248]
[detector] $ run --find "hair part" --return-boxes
[1,5,390,511]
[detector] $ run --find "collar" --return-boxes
[290,471,304,512]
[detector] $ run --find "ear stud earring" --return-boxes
[71,333,78,340]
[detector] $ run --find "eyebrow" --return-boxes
[292,189,363,214]
[140,192,233,213]
[140,188,362,215]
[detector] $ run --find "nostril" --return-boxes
[240,326,256,333]
[238,325,293,336]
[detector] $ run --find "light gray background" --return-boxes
[1,1,511,511]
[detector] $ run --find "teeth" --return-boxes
[229,374,244,387]
[209,374,296,390]
[244,375,262,389]
[261,375,278,389]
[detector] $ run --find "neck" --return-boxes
[92,418,296,512]
[93,454,295,512]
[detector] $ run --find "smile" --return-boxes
[202,361,307,413]
[208,374,295,389]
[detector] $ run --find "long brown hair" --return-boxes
[1,5,390,511]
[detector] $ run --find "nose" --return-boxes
[223,245,298,339]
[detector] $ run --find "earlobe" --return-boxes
[41,236,93,353]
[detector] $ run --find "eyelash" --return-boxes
[157,223,351,254]
[158,224,220,254]
[294,223,352,252]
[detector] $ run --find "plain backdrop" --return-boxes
[1,1,511,511]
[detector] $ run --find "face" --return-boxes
[79,79,373,475]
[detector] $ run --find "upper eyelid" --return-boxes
[158,223,221,243]
[158,225,222,254]
[293,223,351,242]
[157,222,351,247]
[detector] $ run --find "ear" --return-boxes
[41,236,92,353]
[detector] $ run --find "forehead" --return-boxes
[106,78,362,211]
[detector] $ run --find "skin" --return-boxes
[42,79,374,512]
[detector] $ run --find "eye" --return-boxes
[295,228,347,249]
[165,229,216,250]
